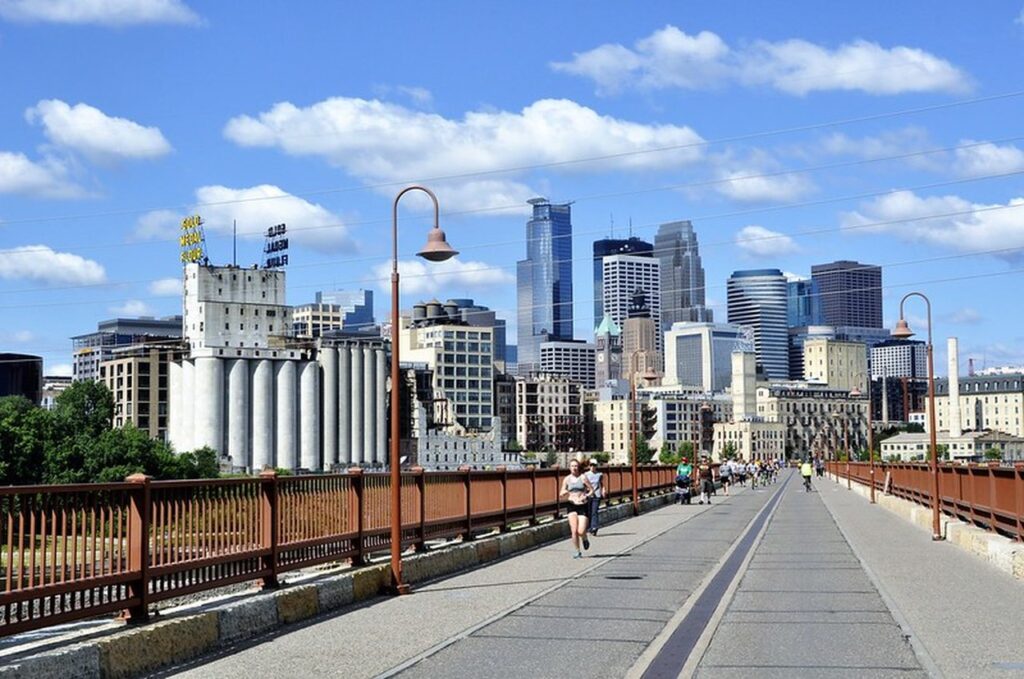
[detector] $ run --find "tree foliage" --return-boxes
[0,381,220,486]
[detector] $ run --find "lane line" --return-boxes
[374,488,763,679]
[629,473,792,679]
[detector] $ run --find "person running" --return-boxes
[583,459,605,536]
[718,457,732,496]
[697,455,715,505]
[801,458,814,492]
[560,459,595,558]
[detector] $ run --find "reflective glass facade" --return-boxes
[727,269,789,380]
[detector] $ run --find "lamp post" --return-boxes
[628,354,657,516]
[892,292,942,541]
[851,372,875,503]
[389,186,458,594]
[831,412,849,488]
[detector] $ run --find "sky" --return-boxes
[1,0,1023,377]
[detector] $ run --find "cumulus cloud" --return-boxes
[0,151,83,198]
[944,307,983,325]
[953,140,1024,177]
[109,299,152,316]
[841,190,1024,261]
[0,330,35,343]
[224,97,705,213]
[371,258,514,296]
[132,208,179,240]
[26,99,172,163]
[0,0,201,26]
[0,245,106,285]
[735,225,800,257]
[714,168,813,203]
[148,277,182,296]
[552,25,970,96]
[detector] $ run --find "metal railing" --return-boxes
[0,464,675,637]
[828,461,1024,541]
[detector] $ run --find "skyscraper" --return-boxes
[517,198,574,373]
[810,260,883,328]
[727,269,789,380]
[602,254,662,358]
[786,278,823,327]
[654,220,712,332]
[622,289,662,384]
[592,237,652,325]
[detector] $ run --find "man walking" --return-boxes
[584,459,605,536]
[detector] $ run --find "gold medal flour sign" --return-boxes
[180,215,207,263]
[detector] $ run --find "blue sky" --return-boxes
[1,0,1023,376]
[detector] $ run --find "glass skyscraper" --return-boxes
[654,220,712,332]
[517,198,574,373]
[727,269,789,380]
[592,237,652,327]
[787,278,824,327]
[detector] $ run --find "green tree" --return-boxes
[634,436,654,464]
[983,447,1002,461]
[658,441,678,466]
[0,396,50,485]
[591,452,611,464]
[677,441,695,459]
[505,438,523,452]
[544,450,558,467]
[936,443,949,461]
[722,441,738,459]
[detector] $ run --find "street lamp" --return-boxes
[851,372,875,502]
[892,293,942,541]
[389,186,458,594]
[628,354,658,516]
[831,412,849,486]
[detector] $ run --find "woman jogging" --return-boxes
[560,459,595,558]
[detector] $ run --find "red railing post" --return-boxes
[460,465,473,540]
[967,464,976,527]
[258,469,280,589]
[497,466,509,532]
[348,467,366,566]
[1015,462,1024,542]
[411,467,426,551]
[987,461,999,533]
[530,466,539,525]
[551,465,561,520]
[124,473,152,623]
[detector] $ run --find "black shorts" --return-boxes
[720,476,731,485]
[565,503,588,516]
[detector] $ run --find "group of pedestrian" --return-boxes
[559,457,606,559]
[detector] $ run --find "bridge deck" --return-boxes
[156,471,1024,679]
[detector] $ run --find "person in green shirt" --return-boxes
[800,458,814,492]
[676,458,693,478]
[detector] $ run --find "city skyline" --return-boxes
[1,2,1022,377]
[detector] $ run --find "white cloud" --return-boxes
[0,0,200,25]
[47,363,72,377]
[735,225,800,257]
[0,151,83,198]
[109,299,152,316]
[0,330,35,343]
[132,208,179,240]
[944,307,983,325]
[370,258,514,296]
[148,277,181,296]
[841,190,1024,261]
[224,97,704,213]
[26,99,172,163]
[194,184,354,253]
[715,168,812,203]
[0,245,106,285]
[953,140,1024,177]
[553,25,970,96]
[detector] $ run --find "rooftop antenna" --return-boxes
[609,213,614,238]
[232,219,237,267]
[628,217,634,238]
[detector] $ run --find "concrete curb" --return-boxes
[838,479,1024,583]
[0,492,673,679]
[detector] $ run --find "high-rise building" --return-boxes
[594,314,622,385]
[787,278,823,327]
[592,237,652,325]
[811,260,883,328]
[871,339,928,380]
[602,254,662,357]
[663,322,748,393]
[622,289,662,384]
[654,220,712,330]
[101,344,181,441]
[517,198,573,373]
[727,269,789,380]
[292,289,374,337]
[802,338,868,392]
[539,340,596,388]
[515,375,584,453]
[72,316,183,382]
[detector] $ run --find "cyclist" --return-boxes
[800,458,814,492]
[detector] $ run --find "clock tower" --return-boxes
[594,314,622,385]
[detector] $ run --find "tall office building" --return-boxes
[539,340,596,388]
[727,269,789,380]
[592,237,652,325]
[602,254,662,357]
[663,322,748,393]
[811,260,883,328]
[787,278,823,327]
[292,289,374,337]
[517,198,574,373]
[622,289,662,384]
[654,220,712,331]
